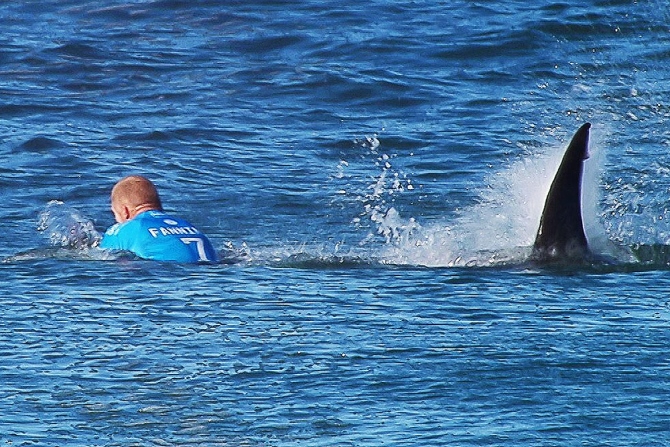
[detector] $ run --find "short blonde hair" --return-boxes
[111,175,163,211]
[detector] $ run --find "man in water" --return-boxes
[99,175,218,263]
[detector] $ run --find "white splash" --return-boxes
[371,131,611,267]
[37,200,102,249]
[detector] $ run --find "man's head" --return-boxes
[110,175,163,223]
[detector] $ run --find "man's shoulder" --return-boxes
[137,210,193,226]
[103,222,124,237]
[99,220,137,249]
[137,210,168,220]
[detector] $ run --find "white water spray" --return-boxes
[365,129,613,267]
[37,200,102,249]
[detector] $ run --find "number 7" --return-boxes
[180,237,209,262]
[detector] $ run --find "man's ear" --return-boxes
[122,205,132,221]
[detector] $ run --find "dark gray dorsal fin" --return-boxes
[531,123,591,262]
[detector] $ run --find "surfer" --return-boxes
[99,175,218,263]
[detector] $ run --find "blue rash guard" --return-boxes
[99,210,218,263]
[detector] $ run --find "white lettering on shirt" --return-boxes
[148,226,200,237]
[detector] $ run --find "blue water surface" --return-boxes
[1,1,670,445]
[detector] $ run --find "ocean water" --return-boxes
[2,1,670,445]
